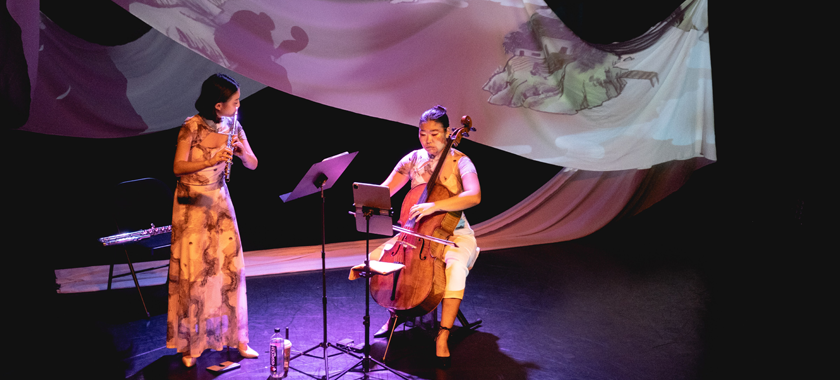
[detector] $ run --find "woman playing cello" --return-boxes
[359,105,481,368]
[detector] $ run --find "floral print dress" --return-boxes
[166,114,249,357]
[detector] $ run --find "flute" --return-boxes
[99,224,172,246]
[224,108,238,182]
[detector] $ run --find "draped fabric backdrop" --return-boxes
[6,0,714,271]
[16,0,713,171]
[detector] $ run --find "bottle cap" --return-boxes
[274,328,280,333]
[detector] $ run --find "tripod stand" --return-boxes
[333,183,410,379]
[280,152,357,380]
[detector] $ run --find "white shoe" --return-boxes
[238,344,259,358]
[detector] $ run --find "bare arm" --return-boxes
[172,126,231,176]
[381,169,409,196]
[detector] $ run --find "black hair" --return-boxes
[419,105,449,131]
[194,73,240,122]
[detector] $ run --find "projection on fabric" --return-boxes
[14,4,266,138]
[117,1,309,94]
[116,0,714,171]
[16,0,713,171]
[485,9,661,114]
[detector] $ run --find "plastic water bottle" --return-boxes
[269,328,292,378]
[269,328,285,378]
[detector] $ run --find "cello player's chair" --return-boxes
[407,308,482,332]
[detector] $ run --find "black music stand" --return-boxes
[280,151,357,380]
[332,182,410,380]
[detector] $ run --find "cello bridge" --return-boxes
[396,240,416,250]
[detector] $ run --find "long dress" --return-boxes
[166,114,249,357]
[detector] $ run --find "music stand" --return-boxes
[280,151,357,380]
[332,182,410,380]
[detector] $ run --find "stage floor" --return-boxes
[51,227,728,380]
[48,213,822,380]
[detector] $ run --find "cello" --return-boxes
[369,116,476,319]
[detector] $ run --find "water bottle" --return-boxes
[269,328,292,378]
[269,328,284,378]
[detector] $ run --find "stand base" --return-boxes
[289,342,351,380]
[332,345,411,380]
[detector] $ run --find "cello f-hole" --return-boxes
[419,239,427,260]
[390,271,400,301]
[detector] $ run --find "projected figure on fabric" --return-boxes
[124,1,308,93]
[168,73,259,368]
[215,11,309,93]
[483,8,659,114]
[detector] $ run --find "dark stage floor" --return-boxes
[49,212,818,380]
[53,240,704,379]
